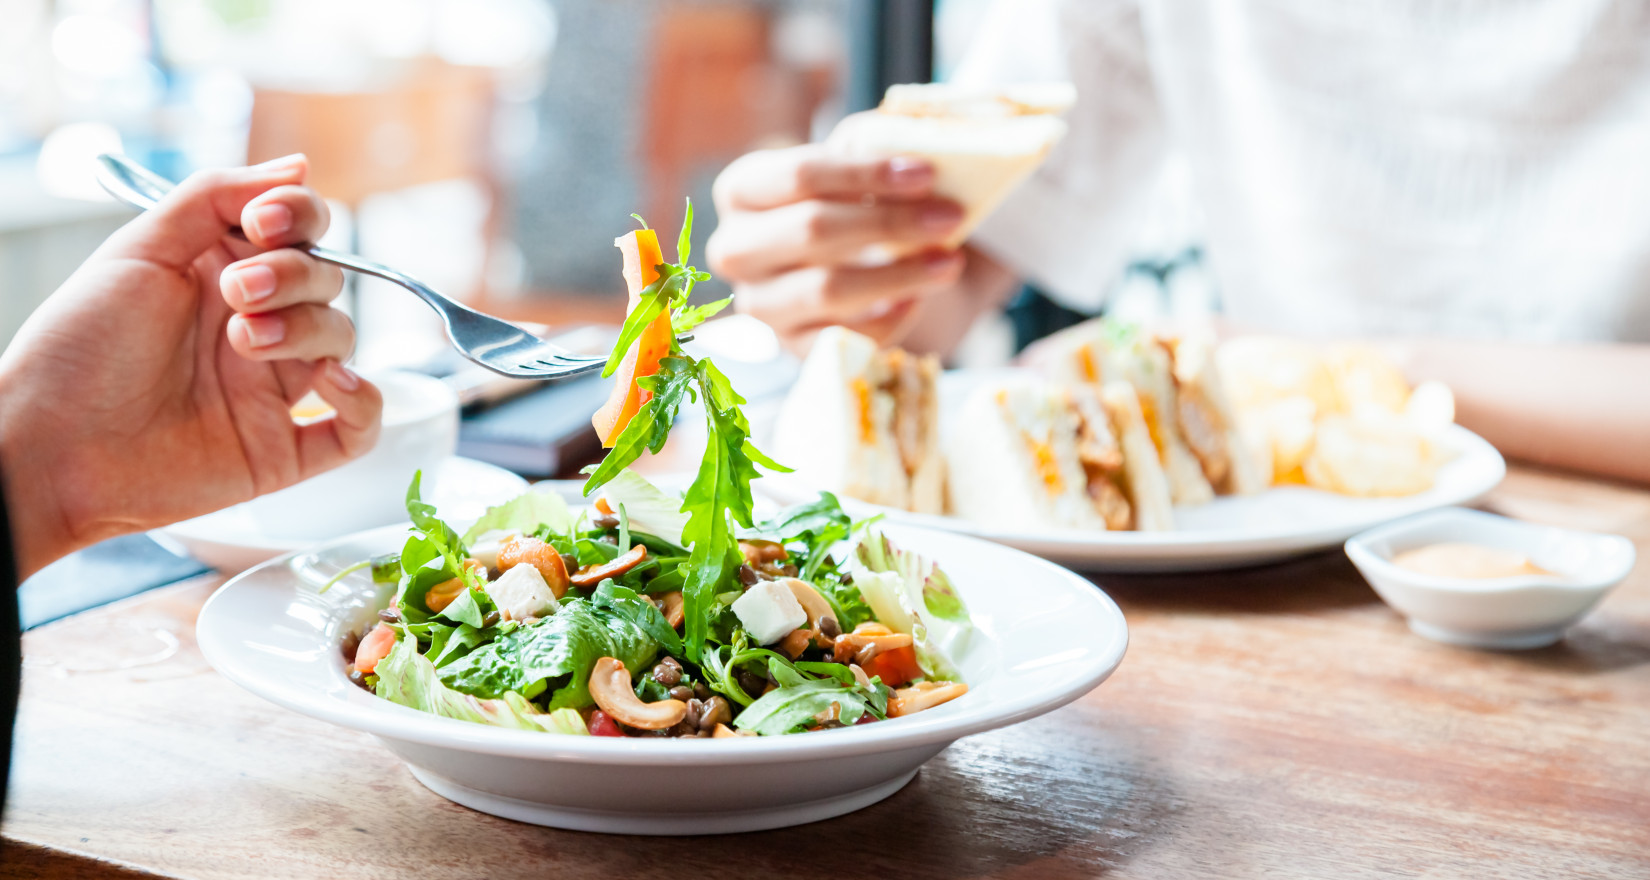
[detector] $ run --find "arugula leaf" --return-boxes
[438,597,660,709]
[396,472,491,624]
[745,492,851,543]
[676,197,693,264]
[581,357,696,496]
[732,658,890,736]
[671,295,732,336]
[601,268,681,378]
[587,202,789,665]
[678,362,770,662]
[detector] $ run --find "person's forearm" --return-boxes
[1392,339,1650,485]
[900,246,1020,359]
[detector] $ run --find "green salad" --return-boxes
[337,205,973,738]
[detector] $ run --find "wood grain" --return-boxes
[4,466,1648,879]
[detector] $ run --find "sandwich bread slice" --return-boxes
[1094,381,1176,532]
[827,81,1076,254]
[1166,334,1272,496]
[947,382,1110,531]
[772,326,945,514]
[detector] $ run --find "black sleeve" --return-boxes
[1,473,19,819]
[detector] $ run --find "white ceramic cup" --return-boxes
[245,370,460,541]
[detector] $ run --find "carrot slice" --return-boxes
[354,624,397,674]
[862,645,924,689]
[592,229,676,447]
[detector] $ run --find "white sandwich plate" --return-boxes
[757,368,1507,573]
[197,521,1127,835]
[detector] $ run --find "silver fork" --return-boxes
[94,154,609,380]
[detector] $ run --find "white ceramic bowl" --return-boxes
[1345,508,1636,649]
[245,370,459,540]
[197,522,1128,835]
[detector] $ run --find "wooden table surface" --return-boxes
[4,465,1649,879]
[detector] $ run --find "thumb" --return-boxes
[100,155,310,270]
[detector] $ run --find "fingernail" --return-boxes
[242,314,285,348]
[255,153,306,173]
[887,157,932,188]
[925,251,961,276]
[249,203,292,240]
[327,360,361,391]
[921,202,963,231]
[230,264,277,304]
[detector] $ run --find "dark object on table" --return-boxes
[16,534,209,630]
[458,377,608,479]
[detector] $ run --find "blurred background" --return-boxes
[0,0,1071,369]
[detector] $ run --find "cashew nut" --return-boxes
[739,540,789,565]
[659,591,684,629]
[588,656,687,730]
[425,577,465,613]
[830,629,913,665]
[425,560,487,612]
[570,544,649,587]
[887,681,968,718]
[773,578,839,658]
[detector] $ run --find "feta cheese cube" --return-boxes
[468,529,521,570]
[485,562,559,622]
[732,580,809,645]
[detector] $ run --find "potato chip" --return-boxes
[1304,414,1438,497]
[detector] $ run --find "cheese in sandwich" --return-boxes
[772,326,945,514]
[827,81,1076,255]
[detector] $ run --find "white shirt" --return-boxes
[958,0,1650,343]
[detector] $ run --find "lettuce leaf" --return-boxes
[846,534,972,682]
[375,634,588,734]
[589,580,682,656]
[595,469,692,548]
[462,490,575,545]
[437,595,661,709]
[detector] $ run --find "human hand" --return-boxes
[0,156,382,578]
[705,143,969,355]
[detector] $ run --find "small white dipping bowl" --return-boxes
[1345,507,1635,650]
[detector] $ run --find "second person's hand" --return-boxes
[706,143,968,354]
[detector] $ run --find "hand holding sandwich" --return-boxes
[706,143,974,354]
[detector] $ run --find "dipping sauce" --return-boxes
[1391,543,1552,580]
